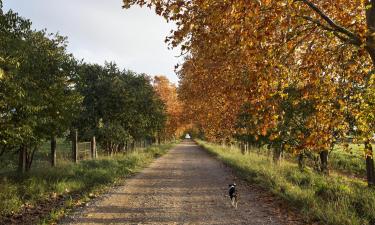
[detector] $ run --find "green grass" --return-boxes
[0,142,176,224]
[330,143,366,177]
[197,140,375,225]
[236,142,367,178]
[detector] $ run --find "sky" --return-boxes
[3,0,181,84]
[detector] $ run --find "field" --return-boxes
[330,144,366,177]
[197,140,375,225]
[0,142,176,224]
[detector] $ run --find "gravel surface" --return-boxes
[61,141,304,225]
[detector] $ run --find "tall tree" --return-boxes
[0,5,81,171]
[154,75,184,140]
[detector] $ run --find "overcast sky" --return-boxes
[3,0,180,83]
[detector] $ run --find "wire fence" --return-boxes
[0,133,157,173]
[77,142,92,160]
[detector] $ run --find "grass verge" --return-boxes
[329,144,366,177]
[197,140,375,225]
[0,142,176,224]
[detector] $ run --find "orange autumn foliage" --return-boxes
[124,0,375,152]
[153,75,185,139]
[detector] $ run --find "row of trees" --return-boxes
[75,63,166,156]
[0,2,171,172]
[123,1,375,185]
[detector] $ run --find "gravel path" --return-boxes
[62,141,304,225]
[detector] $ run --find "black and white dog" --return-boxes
[228,183,238,209]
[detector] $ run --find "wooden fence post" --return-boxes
[51,136,57,166]
[72,130,78,163]
[18,146,26,173]
[91,136,97,159]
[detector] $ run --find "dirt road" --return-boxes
[62,141,303,225]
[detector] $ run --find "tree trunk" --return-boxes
[51,136,57,167]
[110,141,114,156]
[26,147,36,171]
[18,145,26,173]
[319,150,329,175]
[366,156,375,187]
[298,151,306,171]
[365,141,375,187]
[91,136,96,159]
[240,142,245,155]
[273,142,283,164]
[366,0,375,66]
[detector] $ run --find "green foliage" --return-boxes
[0,5,81,170]
[75,62,166,152]
[0,3,167,171]
[198,140,375,225]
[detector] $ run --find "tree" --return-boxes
[358,74,375,185]
[153,75,184,141]
[290,0,375,66]
[0,5,81,171]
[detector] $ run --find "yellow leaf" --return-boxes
[0,68,4,79]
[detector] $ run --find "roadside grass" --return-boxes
[329,144,366,177]
[0,142,176,224]
[197,140,375,225]
[237,143,367,178]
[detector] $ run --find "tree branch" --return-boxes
[299,16,335,33]
[300,16,355,44]
[301,16,352,44]
[296,0,362,46]
[0,148,5,157]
